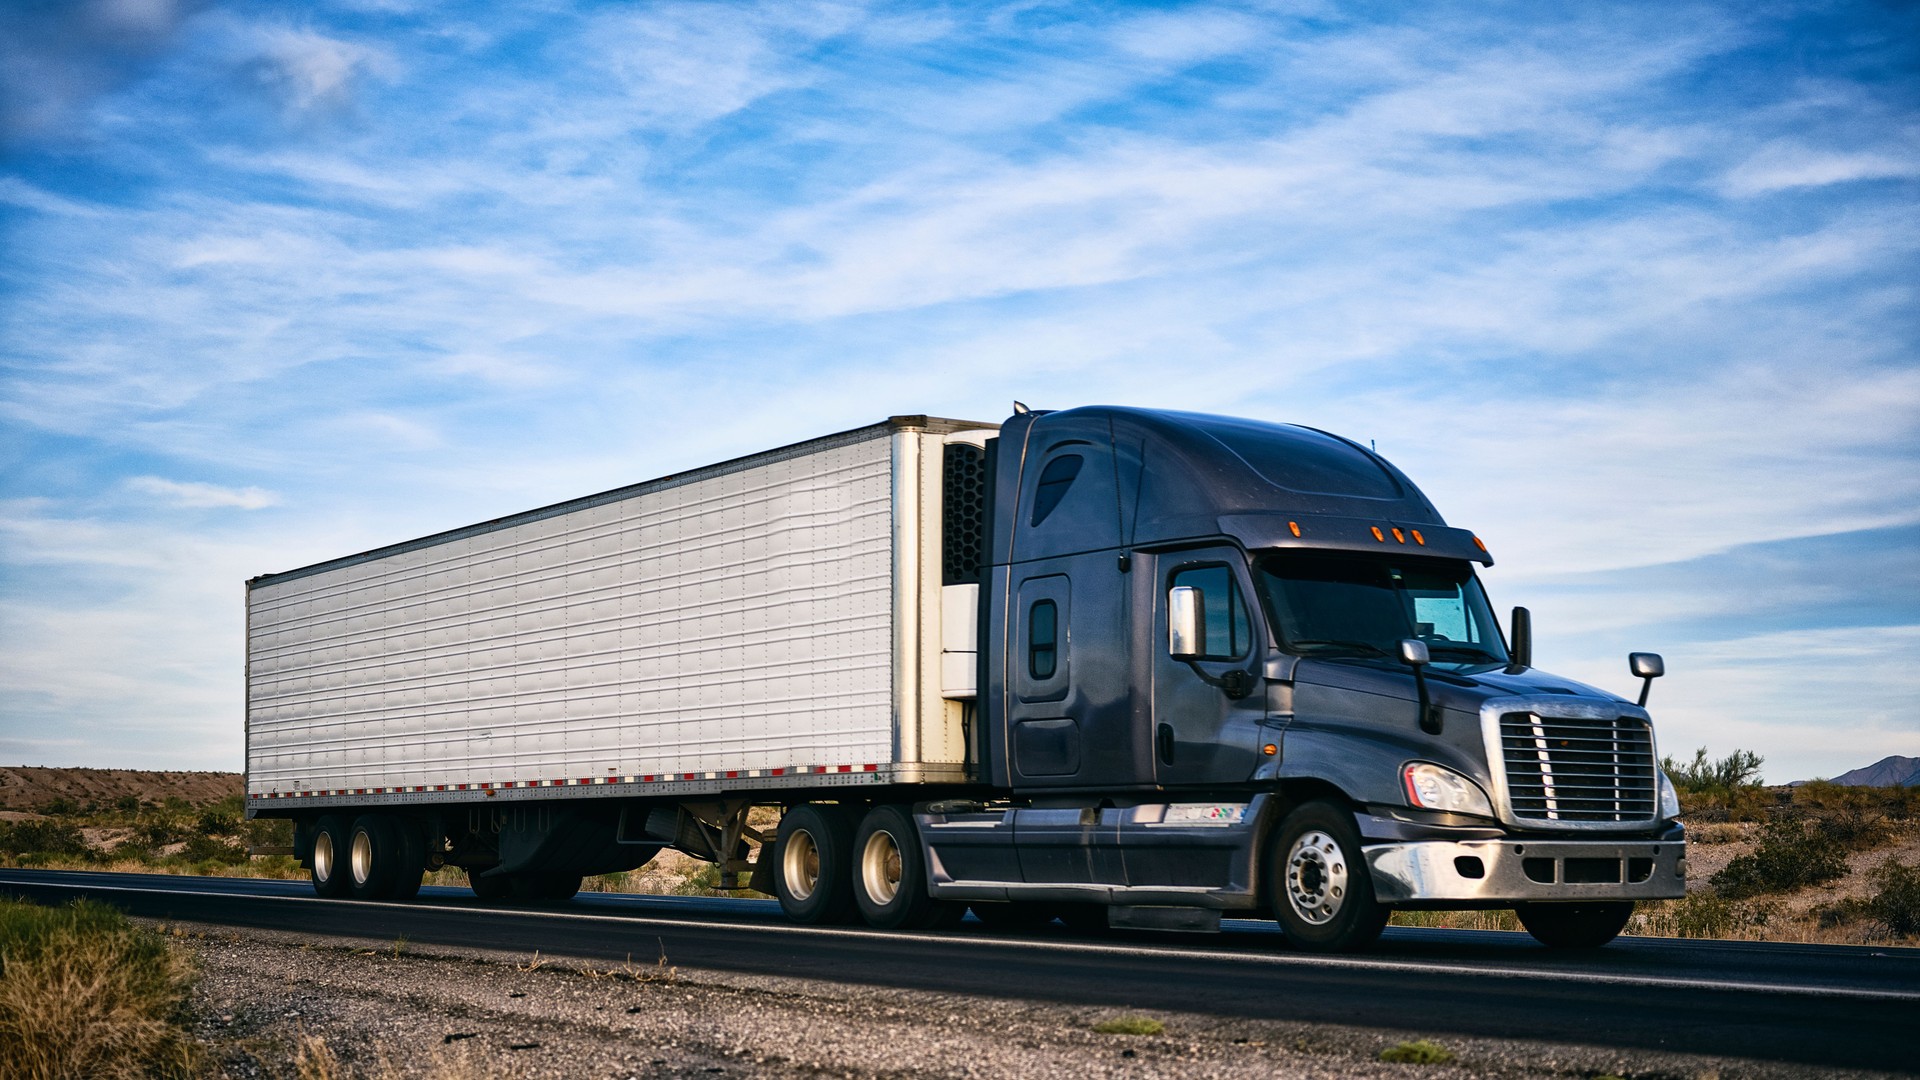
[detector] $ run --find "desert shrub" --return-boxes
[1379,1040,1454,1064]
[113,796,140,814]
[1641,894,1774,938]
[1665,747,1765,795]
[35,798,83,818]
[0,897,196,1079]
[135,818,187,849]
[177,836,249,866]
[1092,1016,1165,1036]
[0,820,90,858]
[241,815,293,848]
[1865,858,1920,937]
[1710,816,1849,899]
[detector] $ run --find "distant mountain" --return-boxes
[1804,755,1920,787]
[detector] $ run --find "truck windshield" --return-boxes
[1254,553,1508,665]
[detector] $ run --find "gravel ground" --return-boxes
[153,921,1898,1080]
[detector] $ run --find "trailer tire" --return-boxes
[347,814,401,901]
[310,815,351,898]
[467,868,511,901]
[774,804,857,925]
[1268,801,1388,953]
[1516,901,1634,948]
[390,817,427,901]
[852,805,960,930]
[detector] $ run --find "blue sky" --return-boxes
[1,0,1915,782]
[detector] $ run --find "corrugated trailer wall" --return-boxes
[246,418,990,808]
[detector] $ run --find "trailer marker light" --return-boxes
[1391,528,1405,543]
[726,770,739,778]
[770,768,785,776]
[1371,526,1385,541]
[1411,530,1425,545]
[864,763,879,772]
[1288,521,1301,537]
[1262,743,1278,756]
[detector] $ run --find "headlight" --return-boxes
[1402,762,1493,818]
[1658,769,1682,820]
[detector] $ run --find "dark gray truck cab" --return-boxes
[919,405,1685,950]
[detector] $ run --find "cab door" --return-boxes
[1151,549,1267,787]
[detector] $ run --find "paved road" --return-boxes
[5,868,1917,1072]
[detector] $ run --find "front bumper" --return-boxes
[1366,837,1686,904]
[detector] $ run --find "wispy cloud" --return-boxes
[127,476,279,509]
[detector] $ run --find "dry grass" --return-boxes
[0,897,197,1080]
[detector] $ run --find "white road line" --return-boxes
[11,877,1919,1004]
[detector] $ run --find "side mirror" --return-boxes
[1508,606,1532,670]
[1398,638,1430,666]
[1168,586,1202,658]
[1629,651,1664,706]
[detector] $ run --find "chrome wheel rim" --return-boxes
[783,828,820,902]
[860,829,902,906]
[1285,829,1348,926]
[351,828,374,886]
[313,831,335,884]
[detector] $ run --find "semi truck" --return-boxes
[245,405,1686,951]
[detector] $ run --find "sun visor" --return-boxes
[1217,513,1493,566]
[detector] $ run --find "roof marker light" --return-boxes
[1371,526,1386,542]
[1412,530,1425,545]
[1391,527,1405,544]
[1473,536,1488,552]
[1288,521,1301,537]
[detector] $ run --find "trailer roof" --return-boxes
[249,414,995,589]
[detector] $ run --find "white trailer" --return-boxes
[247,416,994,904]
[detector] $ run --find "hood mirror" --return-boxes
[1629,651,1664,707]
[1399,638,1441,735]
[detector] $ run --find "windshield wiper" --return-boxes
[1426,644,1502,662]
[1289,639,1389,657]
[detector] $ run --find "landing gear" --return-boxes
[1516,901,1635,948]
[1267,800,1388,953]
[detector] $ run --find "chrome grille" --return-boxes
[1499,712,1657,823]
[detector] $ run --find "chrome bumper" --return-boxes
[1366,838,1686,904]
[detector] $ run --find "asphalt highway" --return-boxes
[5,868,1917,1072]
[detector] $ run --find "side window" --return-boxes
[1029,455,1083,527]
[1029,599,1058,679]
[1169,565,1251,660]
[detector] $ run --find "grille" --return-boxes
[942,443,988,586]
[1498,712,1657,823]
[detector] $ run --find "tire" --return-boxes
[310,814,351,898]
[468,868,512,901]
[774,803,857,925]
[1267,800,1388,953]
[511,873,583,903]
[1516,902,1634,948]
[390,817,427,902]
[970,902,1058,932]
[347,814,400,901]
[852,805,963,930]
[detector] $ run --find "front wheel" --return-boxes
[1516,902,1634,948]
[1267,801,1388,953]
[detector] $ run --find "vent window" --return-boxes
[1029,454,1083,527]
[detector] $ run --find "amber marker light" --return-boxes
[1262,743,1278,756]
[1473,536,1487,552]
[1288,521,1301,537]
[1411,530,1426,545]
[1391,527,1405,543]
[1370,526,1385,541]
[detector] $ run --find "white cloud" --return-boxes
[1721,141,1920,197]
[127,477,279,510]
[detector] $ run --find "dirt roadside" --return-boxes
[164,921,1891,1080]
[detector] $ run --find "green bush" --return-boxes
[177,836,248,866]
[1664,747,1765,795]
[1866,858,1920,937]
[1710,816,1849,899]
[0,898,196,1079]
[1380,1039,1455,1064]
[0,820,90,858]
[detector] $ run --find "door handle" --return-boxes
[1156,723,1175,765]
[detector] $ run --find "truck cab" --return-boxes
[918,405,1685,950]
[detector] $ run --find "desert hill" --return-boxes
[0,766,240,811]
